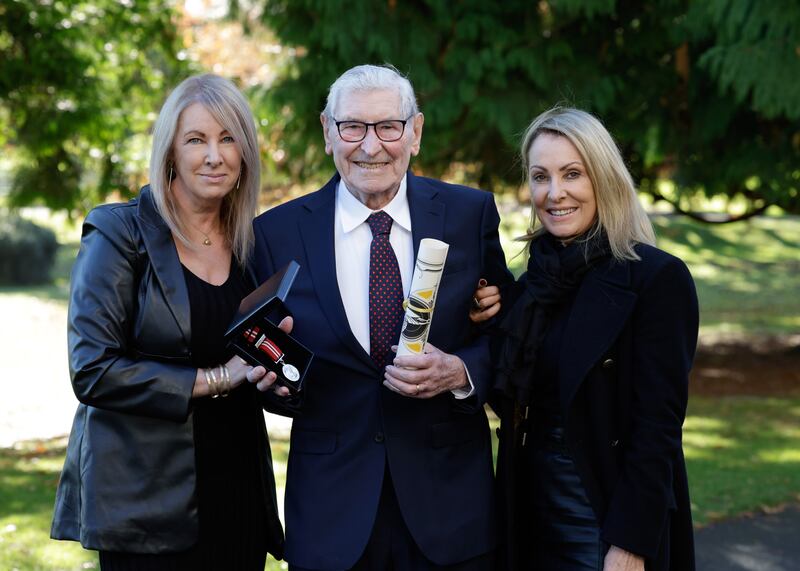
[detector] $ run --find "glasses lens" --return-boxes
[338,121,367,142]
[375,120,405,142]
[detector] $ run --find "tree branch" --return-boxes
[651,192,771,224]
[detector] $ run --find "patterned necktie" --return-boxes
[367,211,405,369]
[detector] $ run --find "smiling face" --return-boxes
[171,102,242,208]
[321,89,423,210]
[528,132,597,242]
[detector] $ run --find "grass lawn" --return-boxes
[684,396,800,526]
[0,437,290,571]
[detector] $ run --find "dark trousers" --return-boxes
[520,424,607,571]
[292,468,493,571]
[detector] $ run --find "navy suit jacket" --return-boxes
[252,172,512,569]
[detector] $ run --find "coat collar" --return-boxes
[297,171,445,372]
[558,257,638,409]
[135,186,192,347]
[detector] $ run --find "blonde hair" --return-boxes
[520,107,655,261]
[149,73,260,266]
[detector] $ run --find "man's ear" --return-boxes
[410,112,424,157]
[321,113,333,155]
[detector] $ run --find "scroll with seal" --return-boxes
[396,238,449,357]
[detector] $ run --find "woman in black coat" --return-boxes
[473,107,698,570]
[51,74,291,570]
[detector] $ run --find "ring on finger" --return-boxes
[472,297,481,310]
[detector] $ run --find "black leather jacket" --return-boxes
[50,186,284,556]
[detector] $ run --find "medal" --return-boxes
[243,327,301,383]
[282,363,300,382]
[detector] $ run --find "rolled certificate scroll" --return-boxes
[396,238,449,357]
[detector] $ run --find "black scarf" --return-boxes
[495,230,612,405]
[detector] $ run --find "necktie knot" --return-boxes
[367,211,393,237]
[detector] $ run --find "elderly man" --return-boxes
[253,64,511,571]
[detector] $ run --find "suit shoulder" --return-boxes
[631,243,694,287]
[414,176,494,208]
[633,243,687,270]
[255,189,320,225]
[417,175,490,197]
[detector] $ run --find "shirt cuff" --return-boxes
[450,361,475,399]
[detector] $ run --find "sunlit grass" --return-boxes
[0,437,291,571]
[685,397,800,526]
[0,438,98,570]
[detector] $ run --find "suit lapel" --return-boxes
[407,172,445,255]
[136,187,192,347]
[298,175,377,371]
[559,259,637,410]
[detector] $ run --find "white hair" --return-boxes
[323,64,419,119]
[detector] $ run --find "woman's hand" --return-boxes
[603,545,644,571]
[469,278,501,323]
[192,316,294,397]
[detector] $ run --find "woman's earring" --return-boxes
[236,168,242,190]
[168,165,173,194]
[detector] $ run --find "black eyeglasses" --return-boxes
[333,117,412,143]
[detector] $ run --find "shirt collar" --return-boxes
[336,174,412,234]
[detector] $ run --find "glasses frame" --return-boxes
[333,116,413,143]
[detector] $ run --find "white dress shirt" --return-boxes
[334,175,473,398]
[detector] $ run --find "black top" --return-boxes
[184,260,270,568]
[530,296,574,423]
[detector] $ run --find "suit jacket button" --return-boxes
[602,358,615,369]
[374,432,385,443]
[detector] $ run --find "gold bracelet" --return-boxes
[218,364,230,397]
[203,368,215,398]
[207,366,220,399]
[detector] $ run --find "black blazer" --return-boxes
[496,243,698,571]
[50,187,284,556]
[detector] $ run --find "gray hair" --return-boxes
[520,107,655,261]
[322,64,419,119]
[149,73,260,266]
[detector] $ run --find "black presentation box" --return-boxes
[225,261,313,393]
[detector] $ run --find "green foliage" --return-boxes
[0,212,58,285]
[258,0,800,214]
[0,0,187,212]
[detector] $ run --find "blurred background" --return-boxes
[1,0,798,569]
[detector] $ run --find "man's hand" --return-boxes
[603,545,644,571]
[383,343,467,398]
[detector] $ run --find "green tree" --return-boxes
[0,0,186,212]
[257,0,800,219]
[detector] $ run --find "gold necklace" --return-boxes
[185,220,217,246]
